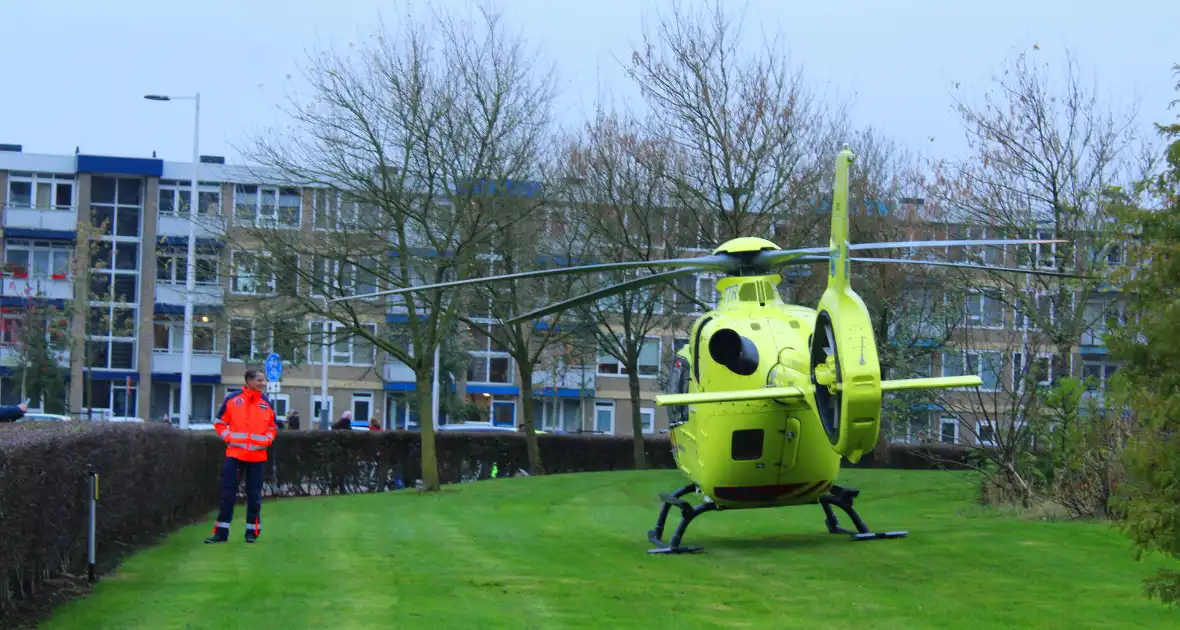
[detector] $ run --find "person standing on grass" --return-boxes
[205,368,277,544]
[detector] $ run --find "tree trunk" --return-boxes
[518,366,544,476]
[628,368,647,469]
[415,370,441,491]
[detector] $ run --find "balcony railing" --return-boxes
[2,276,73,301]
[533,365,595,391]
[2,204,78,232]
[0,345,70,368]
[384,360,414,383]
[156,212,227,239]
[155,282,224,306]
[151,350,223,375]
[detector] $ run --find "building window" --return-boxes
[1013,352,1052,390]
[464,322,512,384]
[594,400,615,434]
[156,247,219,285]
[965,289,1004,328]
[152,314,216,354]
[158,180,221,216]
[640,407,655,434]
[597,337,660,377]
[6,172,74,210]
[229,250,276,295]
[309,321,376,366]
[312,189,378,231]
[233,184,301,228]
[939,417,959,444]
[310,255,379,299]
[3,240,71,280]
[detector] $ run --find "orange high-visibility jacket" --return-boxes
[214,388,277,462]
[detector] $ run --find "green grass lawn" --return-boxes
[38,469,1177,629]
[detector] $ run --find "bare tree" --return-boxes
[622,0,848,247]
[560,106,677,468]
[456,152,593,474]
[925,49,1151,505]
[231,4,558,491]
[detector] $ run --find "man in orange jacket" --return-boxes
[205,368,277,544]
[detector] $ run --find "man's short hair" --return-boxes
[245,368,263,382]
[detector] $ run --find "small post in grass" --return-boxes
[87,469,98,584]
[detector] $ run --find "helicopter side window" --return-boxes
[731,429,764,461]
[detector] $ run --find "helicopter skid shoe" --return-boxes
[820,485,908,542]
[647,484,716,554]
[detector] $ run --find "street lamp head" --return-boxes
[144,94,171,101]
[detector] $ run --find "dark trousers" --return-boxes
[212,456,264,536]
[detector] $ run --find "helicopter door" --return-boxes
[776,415,803,476]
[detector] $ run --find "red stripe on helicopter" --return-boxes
[712,483,810,502]
[785,480,830,499]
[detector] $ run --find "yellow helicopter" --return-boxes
[340,147,1079,554]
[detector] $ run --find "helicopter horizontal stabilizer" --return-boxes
[879,376,983,392]
[654,387,807,407]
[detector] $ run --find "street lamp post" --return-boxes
[145,93,200,429]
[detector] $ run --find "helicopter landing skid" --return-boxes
[647,484,718,554]
[820,484,908,541]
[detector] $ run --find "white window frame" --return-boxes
[965,288,1005,329]
[270,393,290,422]
[229,250,276,296]
[351,391,374,425]
[2,239,72,280]
[464,320,513,384]
[313,394,334,424]
[157,179,222,216]
[596,336,661,378]
[1013,351,1053,391]
[939,416,959,444]
[233,184,301,228]
[308,321,377,366]
[975,419,998,447]
[156,248,220,286]
[309,255,379,300]
[640,407,655,434]
[5,172,75,210]
[594,400,615,435]
[153,314,217,354]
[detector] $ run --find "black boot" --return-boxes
[245,531,257,543]
[205,521,230,544]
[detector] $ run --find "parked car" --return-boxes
[16,412,71,423]
[438,422,543,434]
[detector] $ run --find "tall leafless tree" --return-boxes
[622,0,848,248]
[924,49,1154,504]
[229,4,559,491]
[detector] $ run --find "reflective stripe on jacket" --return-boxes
[214,388,277,462]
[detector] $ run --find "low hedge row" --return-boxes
[0,422,223,625]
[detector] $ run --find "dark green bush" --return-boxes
[0,422,223,624]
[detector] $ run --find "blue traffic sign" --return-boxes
[264,352,283,381]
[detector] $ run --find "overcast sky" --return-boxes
[2,0,1177,167]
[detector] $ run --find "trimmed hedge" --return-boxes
[254,430,681,496]
[0,422,223,625]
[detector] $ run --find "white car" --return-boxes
[16,412,71,423]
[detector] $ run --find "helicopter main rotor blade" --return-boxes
[505,266,707,325]
[848,238,1066,252]
[326,254,737,303]
[848,256,1094,279]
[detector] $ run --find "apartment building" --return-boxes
[0,145,1122,441]
[0,145,700,434]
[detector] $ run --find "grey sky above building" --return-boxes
[2,0,1177,166]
